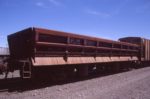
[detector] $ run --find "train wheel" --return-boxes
[65,66,76,79]
[96,64,105,73]
[76,65,89,78]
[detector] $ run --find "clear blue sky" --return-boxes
[0,0,150,47]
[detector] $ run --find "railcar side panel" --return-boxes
[7,28,35,59]
[144,39,150,61]
[7,27,141,79]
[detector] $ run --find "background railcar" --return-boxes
[7,27,140,79]
[119,37,150,65]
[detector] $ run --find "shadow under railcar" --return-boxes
[0,62,149,92]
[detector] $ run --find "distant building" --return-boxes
[0,47,9,57]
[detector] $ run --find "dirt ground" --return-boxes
[0,67,150,99]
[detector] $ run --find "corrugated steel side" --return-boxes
[0,47,9,56]
[32,57,66,66]
[110,57,120,61]
[96,57,111,62]
[131,56,138,61]
[144,39,150,61]
[32,56,138,66]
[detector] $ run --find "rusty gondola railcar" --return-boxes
[7,27,140,79]
[119,37,150,65]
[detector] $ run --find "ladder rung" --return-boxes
[23,77,31,78]
[20,60,32,79]
[23,73,31,78]
[23,72,31,74]
[23,71,31,73]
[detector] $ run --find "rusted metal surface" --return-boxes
[68,57,95,64]
[32,57,95,66]
[35,28,138,47]
[8,28,35,59]
[95,57,111,62]
[110,57,120,61]
[8,27,140,67]
[131,56,138,61]
[32,57,66,66]
[120,57,131,61]
[144,39,150,61]
[119,37,142,45]
[31,56,138,66]
[119,37,150,61]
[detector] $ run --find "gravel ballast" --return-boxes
[0,67,150,99]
